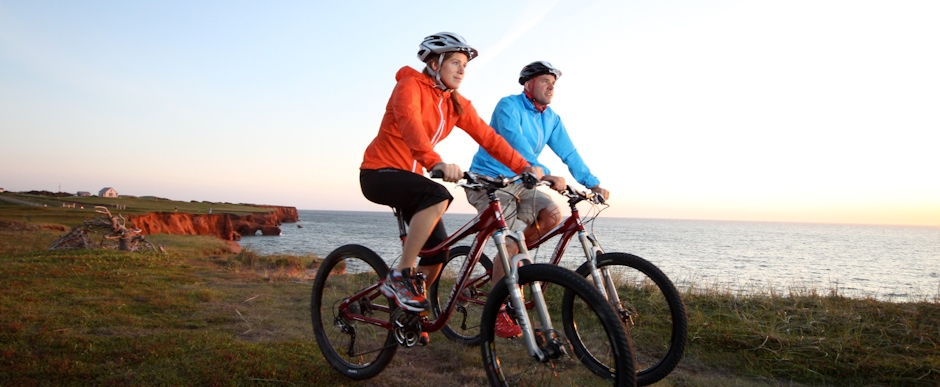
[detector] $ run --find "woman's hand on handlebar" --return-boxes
[541,175,566,194]
[431,162,463,182]
[522,165,544,180]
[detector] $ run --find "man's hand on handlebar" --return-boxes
[431,162,463,183]
[541,175,566,194]
[522,165,544,180]
[590,185,610,201]
[519,165,544,189]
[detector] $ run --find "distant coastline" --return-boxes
[0,190,298,245]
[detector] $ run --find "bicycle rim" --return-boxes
[566,253,687,386]
[310,244,397,380]
[481,264,635,387]
[429,245,492,346]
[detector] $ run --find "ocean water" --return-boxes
[240,210,940,302]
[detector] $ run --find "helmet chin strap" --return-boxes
[523,87,547,112]
[426,55,452,91]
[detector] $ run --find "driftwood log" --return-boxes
[48,206,154,252]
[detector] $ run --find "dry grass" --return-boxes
[2,227,938,386]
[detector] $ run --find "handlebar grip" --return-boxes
[430,170,473,181]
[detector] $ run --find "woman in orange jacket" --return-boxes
[360,32,543,315]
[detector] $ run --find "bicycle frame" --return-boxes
[525,196,615,301]
[460,186,624,314]
[335,177,522,330]
[334,173,557,359]
[410,195,510,333]
[411,184,556,359]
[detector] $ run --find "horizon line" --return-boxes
[295,208,940,228]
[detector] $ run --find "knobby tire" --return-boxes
[310,244,398,380]
[564,253,687,386]
[480,263,636,387]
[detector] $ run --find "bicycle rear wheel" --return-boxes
[428,245,493,345]
[311,244,397,380]
[564,253,687,386]
[481,263,636,387]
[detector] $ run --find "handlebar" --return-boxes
[562,185,606,205]
[429,170,540,190]
[430,169,604,206]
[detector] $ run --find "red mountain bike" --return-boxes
[427,183,688,386]
[310,172,637,386]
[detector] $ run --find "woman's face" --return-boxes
[435,53,469,89]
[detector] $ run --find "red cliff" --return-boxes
[253,205,299,223]
[128,206,298,241]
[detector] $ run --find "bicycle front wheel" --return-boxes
[565,253,687,386]
[310,244,397,380]
[428,245,493,346]
[481,263,636,387]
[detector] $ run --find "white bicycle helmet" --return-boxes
[417,32,479,62]
[418,32,478,90]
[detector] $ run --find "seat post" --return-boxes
[393,208,408,241]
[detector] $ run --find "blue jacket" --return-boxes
[469,93,600,188]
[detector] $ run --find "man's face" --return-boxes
[526,74,556,105]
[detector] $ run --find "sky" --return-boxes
[1,0,938,226]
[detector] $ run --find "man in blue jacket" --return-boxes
[467,61,610,338]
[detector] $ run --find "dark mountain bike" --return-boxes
[428,183,687,386]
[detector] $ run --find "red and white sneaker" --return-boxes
[495,307,522,339]
[381,268,429,314]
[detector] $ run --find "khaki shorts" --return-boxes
[465,184,554,232]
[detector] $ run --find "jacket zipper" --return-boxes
[413,94,448,173]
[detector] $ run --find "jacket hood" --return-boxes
[396,66,433,86]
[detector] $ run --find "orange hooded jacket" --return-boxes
[360,66,530,175]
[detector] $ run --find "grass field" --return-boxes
[1,196,938,386]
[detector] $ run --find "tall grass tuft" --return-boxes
[228,247,319,281]
[682,285,940,386]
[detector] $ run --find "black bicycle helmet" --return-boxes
[417,32,479,62]
[518,61,562,85]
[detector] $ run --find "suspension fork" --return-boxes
[580,232,626,312]
[494,229,553,361]
[578,231,610,300]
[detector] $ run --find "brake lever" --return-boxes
[521,172,539,189]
